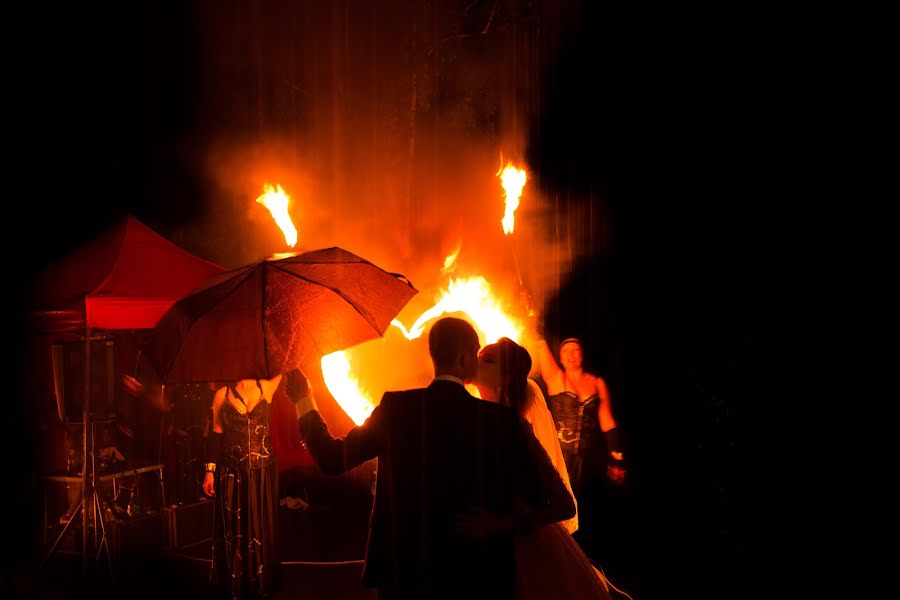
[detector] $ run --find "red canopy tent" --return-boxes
[31,214,226,333]
[28,214,226,572]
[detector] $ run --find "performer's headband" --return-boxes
[559,338,582,351]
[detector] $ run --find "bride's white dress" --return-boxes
[515,380,612,600]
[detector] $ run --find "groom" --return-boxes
[288,317,574,599]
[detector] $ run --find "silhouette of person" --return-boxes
[291,317,574,599]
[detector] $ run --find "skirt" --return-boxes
[515,522,611,600]
[211,461,281,599]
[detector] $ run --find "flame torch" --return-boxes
[497,159,534,316]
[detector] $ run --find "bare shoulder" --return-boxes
[210,386,227,415]
[212,385,227,405]
[587,373,610,398]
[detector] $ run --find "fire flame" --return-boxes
[441,242,461,275]
[256,183,298,247]
[323,273,524,425]
[320,351,375,425]
[498,161,527,235]
[390,275,522,344]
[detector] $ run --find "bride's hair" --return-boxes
[495,337,533,417]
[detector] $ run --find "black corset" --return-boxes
[220,401,275,469]
[546,392,600,457]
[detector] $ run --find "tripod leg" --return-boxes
[93,490,114,577]
[94,493,104,561]
[41,499,83,568]
[158,466,166,507]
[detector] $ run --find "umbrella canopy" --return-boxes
[146,247,418,384]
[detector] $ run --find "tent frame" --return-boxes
[40,328,117,575]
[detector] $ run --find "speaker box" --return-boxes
[51,338,118,423]
[161,498,214,548]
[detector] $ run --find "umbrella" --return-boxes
[145,247,418,383]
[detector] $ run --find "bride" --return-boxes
[473,337,613,600]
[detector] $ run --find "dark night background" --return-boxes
[3,1,890,598]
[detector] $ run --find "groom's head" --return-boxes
[428,317,480,382]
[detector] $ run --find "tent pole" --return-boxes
[81,326,91,574]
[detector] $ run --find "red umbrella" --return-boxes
[146,247,417,384]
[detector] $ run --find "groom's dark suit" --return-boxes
[299,379,574,599]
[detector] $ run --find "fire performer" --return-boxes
[203,372,305,599]
[529,336,626,495]
[526,335,628,568]
[290,317,575,600]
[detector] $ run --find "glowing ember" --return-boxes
[391,275,522,344]
[497,161,527,235]
[256,183,298,247]
[321,351,375,425]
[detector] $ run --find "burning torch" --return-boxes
[497,159,534,317]
[256,183,298,249]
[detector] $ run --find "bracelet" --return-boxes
[204,462,217,473]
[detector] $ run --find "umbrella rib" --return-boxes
[157,266,258,383]
[261,262,271,378]
[271,262,406,335]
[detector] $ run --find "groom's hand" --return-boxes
[284,368,308,402]
[284,368,317,418]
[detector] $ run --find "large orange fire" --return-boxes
[320,270,526,423]
[262,162,531,425]
[320,351,376,424]
[389,275,522,344]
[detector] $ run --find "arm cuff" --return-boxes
[604,427,623,459]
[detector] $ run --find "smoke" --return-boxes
[193,134,578,323]
[148,0,604,411]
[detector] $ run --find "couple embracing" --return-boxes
[292,317,611,599]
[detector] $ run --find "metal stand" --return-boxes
[40,479,115,574]
[41,464,168,576]
[41,330,168,576]
[40,418,118,576]
[40,329,113,576]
